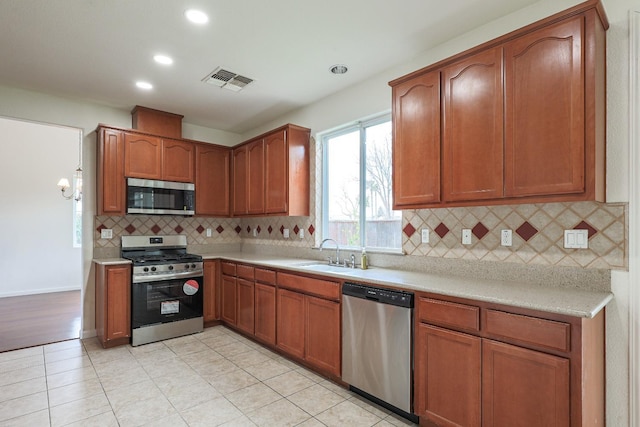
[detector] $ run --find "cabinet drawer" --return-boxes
[277,272,340,301]
[484,309,570,353]
[237,264,255,280]
[255,268,276,285]
[418,297,479,332]
[221,262,236,277]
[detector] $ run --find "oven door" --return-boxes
[131,276,203,329]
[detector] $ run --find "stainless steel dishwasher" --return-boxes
[342,282,416,421]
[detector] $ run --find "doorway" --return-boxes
[0,116,83,352]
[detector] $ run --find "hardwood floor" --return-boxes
[0,290,81,353]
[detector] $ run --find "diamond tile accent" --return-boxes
[196,225,205,234]
[246,226,251,233]
[293,225,300,235]
[215,225,224,233]
[574,220,597,238]
[125,224,136,234]
[175,225,184,234]
[96,224,106,233]
[308,224,315,235]
[472,222,489,240]
[403,223,416,238]
[434,223,450,238]
[280,225,285,235]
[151,224,161,234]
[256,226,261,233]
[268,226,273,234]
[516,221,538,242]
[235,226,242,234]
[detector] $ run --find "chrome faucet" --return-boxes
[320,238,340,265]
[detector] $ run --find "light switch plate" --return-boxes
[299,229,305,239]
[421,228,429,244]
[283,228,290,238]
[206,228,212,237]
[564,229,589,249]
[462,229,472,245]
[100,229,113,239]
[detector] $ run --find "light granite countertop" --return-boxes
[93,252,612,318]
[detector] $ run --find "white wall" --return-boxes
[0,117,82,296]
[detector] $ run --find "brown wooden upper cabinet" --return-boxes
[390,1,607,209]
[124,131,194,183]
[97,127,126,215]
[196,143,230,216]
[232,124,310,217]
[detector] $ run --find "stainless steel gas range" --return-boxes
[121,235,204,346]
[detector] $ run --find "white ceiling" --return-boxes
[0,0,541,134]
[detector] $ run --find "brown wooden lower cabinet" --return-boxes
[236,278,255,334]
[203,260,218,324]
[276,288,305,359]
[95,263,131,348]
[254,282,276,345]
[305,295,341,376]
[414,293,604,427]
[482,339,570,426]
[415,324,481,427]
[221,274,237,325]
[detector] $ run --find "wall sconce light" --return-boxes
[57,132,83,202]
[57,167,82,201]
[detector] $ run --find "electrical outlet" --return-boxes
[206,228,212,237]
[283,228,290,238]
[299,229,305,239]
[501,229,512,247]
[462,229,472,245]
[564,229,589,249]
[100,229,113,239]
[421,228,429,244]
[252,229,257,237]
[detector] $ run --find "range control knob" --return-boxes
[168,265,174,271]
[191,264,196,268]
[143,267,149,272]
[151,267,157,272]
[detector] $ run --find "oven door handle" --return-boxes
[132,270,203,284]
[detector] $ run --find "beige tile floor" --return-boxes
[0,326,417,427]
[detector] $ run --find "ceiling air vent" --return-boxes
[203,67,254,92]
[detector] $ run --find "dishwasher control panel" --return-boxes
[342,282,413,308]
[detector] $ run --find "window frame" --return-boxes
[320,112,399,252]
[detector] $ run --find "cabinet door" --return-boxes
[305,295,340,377]
[236,278,255,334]
[483,339,570,426]
[196,144,230,216]
[247,139,265,214]
[105,265,131,341]
[124,132,162,179]
[443,47,504,202]
[276,289,305,360]
[203,260,218,322]
[415,324,481,427]
[232,146,248,215]
[221,275,237,325]
[392,71,441,208]
[254,282,276,345]
[97,127,125,215]
[163,139,194,183]
[504,17,584,197]
[264,129,288,214]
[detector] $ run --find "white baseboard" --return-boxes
[0,286,81,298]
[81,329,97,340]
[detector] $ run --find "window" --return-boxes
[321,114,401,251]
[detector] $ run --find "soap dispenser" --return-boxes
[360,248,368,270]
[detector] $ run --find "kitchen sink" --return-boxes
[298,263,361,273]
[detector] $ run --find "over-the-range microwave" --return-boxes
[127,178,195,216]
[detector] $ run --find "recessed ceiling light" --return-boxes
[330,64,348,75]
[185,9,208,24]
[136,81,153,90]
[154,54,173,65]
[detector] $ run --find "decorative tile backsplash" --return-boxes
[402,201,627,269]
